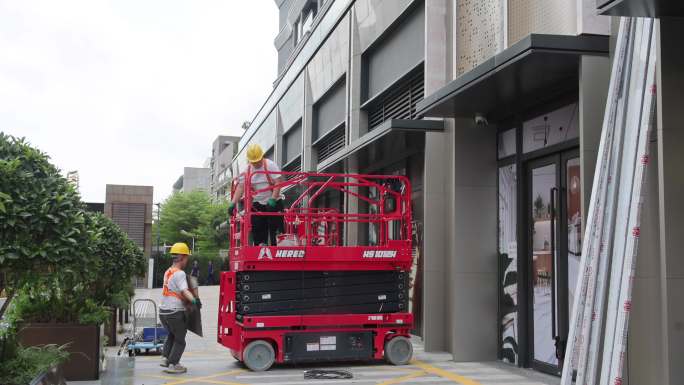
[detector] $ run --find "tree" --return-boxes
[197,201,230,256]
[87,212,147,308]
[0,134,95,314]
[0,134,145,324]
[158,191,229,257]
[533,194,546,220]
[159,191,213,248]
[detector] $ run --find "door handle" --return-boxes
[550,187,558,340]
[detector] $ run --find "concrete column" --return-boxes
[578,55,610,222]
[422,129,451,352]
[656,18,684,385]
[449,118,498,361]
[302,71,314,172]
[275,106,284,166]
[421,0,453,353]
[348,6,366,142]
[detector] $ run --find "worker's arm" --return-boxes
[181,289,195,303]
[229,183,244,215]
[231,183,244,206]
[270,177,282,200]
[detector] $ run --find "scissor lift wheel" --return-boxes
[384,336,413,365]
[243,340,275,371]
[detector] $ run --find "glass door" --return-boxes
[528,157,560,372]
[527,149,580,375]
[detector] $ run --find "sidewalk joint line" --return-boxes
[376,370,427,385]
[411,360,484,385]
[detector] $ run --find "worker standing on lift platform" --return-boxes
[229,143,285,246]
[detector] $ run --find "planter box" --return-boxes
[19,324,100,381]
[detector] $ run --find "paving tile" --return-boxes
[70,286,560,385]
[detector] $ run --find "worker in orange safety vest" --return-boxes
[159,242,201,374]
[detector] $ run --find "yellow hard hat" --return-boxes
[170,242,191,255]
[246,143,264,163]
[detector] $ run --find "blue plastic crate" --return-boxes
[142,327,168,342]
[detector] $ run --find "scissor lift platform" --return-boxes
[217,172,414,371]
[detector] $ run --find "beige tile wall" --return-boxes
[507,0,577,46]
[456,0,505,76]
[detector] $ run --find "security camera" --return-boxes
[474,114,489,126]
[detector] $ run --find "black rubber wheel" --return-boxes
[128,350,134,357]
[243,340,275,371]
[385,336,413,365]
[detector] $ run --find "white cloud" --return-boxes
[0,0,278,203]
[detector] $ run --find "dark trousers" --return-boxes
[206,273,214,285]
[252,200,285,246]
[160,311,187,365]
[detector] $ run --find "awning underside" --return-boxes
[417,34,609,121]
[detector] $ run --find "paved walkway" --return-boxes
[73,286,559,385]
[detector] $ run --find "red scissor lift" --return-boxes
[218,171,414,371]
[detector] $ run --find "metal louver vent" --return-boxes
[111,203,145,248]
[282,157,302,180]
[367,67,424,130]
[315,125,345,163]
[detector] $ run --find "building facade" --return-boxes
[173,167,211,193]
[234,0,682,382]
[209,135,241,201]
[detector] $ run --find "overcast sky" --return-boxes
[0,0,278,203]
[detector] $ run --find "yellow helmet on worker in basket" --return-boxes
[170,242,191,255]
[246,143,264,163]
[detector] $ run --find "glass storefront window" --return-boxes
[566,157,581,319]
[498,164,518,364]
[498,129,516,159]
[523,103,579,153]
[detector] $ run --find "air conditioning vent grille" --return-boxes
[367,67,424,130]
[315,125,345,163]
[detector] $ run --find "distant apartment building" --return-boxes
[173,167,211,193]
[209,135,241,201]
[104,185,153,257]
[104,184,153,289]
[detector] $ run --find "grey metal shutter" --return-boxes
[363,4,425,102]
[283,121,302,164]
[313,79,346,141]
[111,203,145,249]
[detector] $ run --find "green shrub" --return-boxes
[0,344,69,385]
[87,212,146,308]
[0,134,145,328]
[5,279,109,326]
[0,133,95,293]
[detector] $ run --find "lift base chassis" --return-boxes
[218,271,414,369]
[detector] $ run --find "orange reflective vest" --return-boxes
[162,267,182,299]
